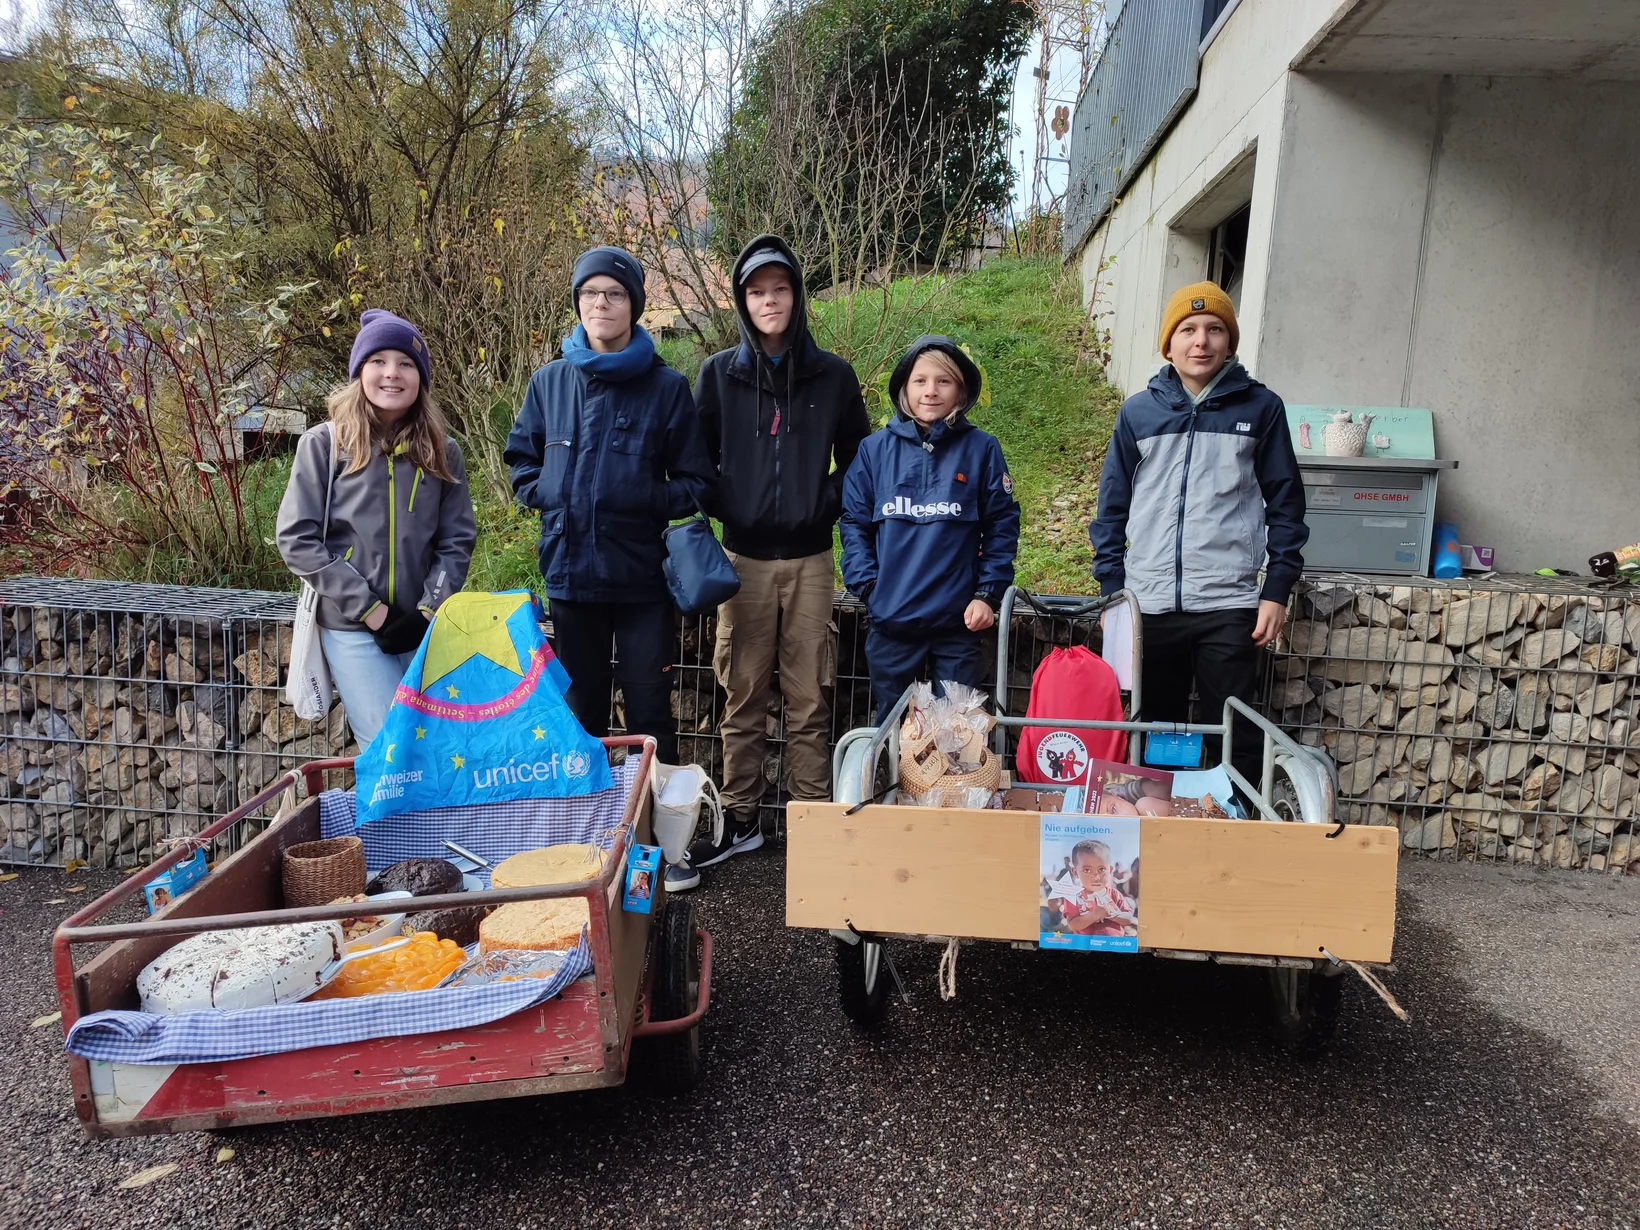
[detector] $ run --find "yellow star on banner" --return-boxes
[446,685,460,699]
[451,754,465,769]
[414,726,427,739]
[384,743,395,764]
[532,726,546,740]
[420,592,531,690]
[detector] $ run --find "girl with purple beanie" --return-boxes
[276,310,477,748]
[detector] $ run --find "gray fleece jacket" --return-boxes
[276,424,478,631]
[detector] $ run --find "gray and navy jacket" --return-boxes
[1090,361,1307,615]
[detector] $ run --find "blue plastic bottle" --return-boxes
[1432,521,1462,578]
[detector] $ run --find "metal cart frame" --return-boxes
[807,588,1391,1053]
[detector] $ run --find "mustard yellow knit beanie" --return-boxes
[1158,281,1238,357]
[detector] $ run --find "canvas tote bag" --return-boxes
[286,425,336,721]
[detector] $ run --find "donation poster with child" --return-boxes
[1039,813,1140,953]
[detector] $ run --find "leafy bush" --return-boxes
[0,122,314,587]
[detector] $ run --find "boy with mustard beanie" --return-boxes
[1088,282,1307,792]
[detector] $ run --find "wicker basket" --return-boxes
[898,730,1003,799]
[282,836,366,908]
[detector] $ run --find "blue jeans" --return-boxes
[319,628,415,750]
[864,625,988,724]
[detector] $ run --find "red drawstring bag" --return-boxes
[1016,646,1126,784]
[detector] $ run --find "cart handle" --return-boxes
[993,586,1145,751]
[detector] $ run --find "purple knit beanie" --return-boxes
[348,309,431,387]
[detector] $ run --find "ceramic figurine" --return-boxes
[1323,410,1375,457]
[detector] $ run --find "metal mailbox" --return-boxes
[1297,456,1457,577]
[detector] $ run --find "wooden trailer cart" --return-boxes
[53,737,710,1137]
[787,590,1402,1051]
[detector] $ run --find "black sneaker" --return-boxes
[663,858,701,893]
[688,807,764,869]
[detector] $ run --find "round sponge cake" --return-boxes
[489,844,604,890]
[478,899,589,953]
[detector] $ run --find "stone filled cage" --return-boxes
[1265,574,1640,872]
[1,580,1111,867]
[0,579,355,871]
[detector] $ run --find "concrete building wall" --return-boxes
[1257,74,1640,572]
[1076,0,1337,391]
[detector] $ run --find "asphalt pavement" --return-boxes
[2,853,1639,1230]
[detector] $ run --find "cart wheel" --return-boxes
[1267,966,1345,1055]
[834,935,889,1026]
[640,898,702,1093]
[1269,767,1304,823]
[1269,752,1330,824]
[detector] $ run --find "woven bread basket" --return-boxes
[898,730,1002,798]
[282,836,366,908]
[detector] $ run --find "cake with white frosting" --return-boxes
[137,921,345,1014]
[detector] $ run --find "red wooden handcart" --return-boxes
[52,737,710,1138]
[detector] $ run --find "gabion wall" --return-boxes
[1268,575,1640,871]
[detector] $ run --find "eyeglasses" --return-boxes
[577,287,629,306]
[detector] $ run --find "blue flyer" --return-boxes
[1039,814,1141,953]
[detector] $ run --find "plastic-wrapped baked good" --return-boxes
[445,948,573,988]
[309,931,465,999]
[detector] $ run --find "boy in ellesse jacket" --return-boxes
[841,336,1020,720]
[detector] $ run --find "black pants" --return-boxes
[865,625,987,724]
[549,599,678,763]
[1141,609,1262,792]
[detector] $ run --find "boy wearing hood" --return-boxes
[690,236,872,870]
[505,246,714,781]
[841,336,1021,720]
[1089,282,1307,791]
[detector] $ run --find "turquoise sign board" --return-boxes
[1286,406,1436,461]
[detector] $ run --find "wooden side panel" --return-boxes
[786,803,1399,961]
[77,801,322,1014]
[1138,820,1398,962]
[101,982,606,1133]
[786,803,1040,942]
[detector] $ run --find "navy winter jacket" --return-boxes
[1090,361,1307,615]
[505,344,714,603]
[841,337,1021,637]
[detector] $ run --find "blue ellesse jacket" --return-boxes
[841,339,1021,637]
[1090,361,1307,615]
[505,343,714,603]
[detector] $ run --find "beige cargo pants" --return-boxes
[714,550,835,811]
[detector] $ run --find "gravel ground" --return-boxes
[3,853,1639,1230]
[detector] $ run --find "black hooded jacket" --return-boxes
[695,235,872,560]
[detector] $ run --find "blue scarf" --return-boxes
[561,323,658,383]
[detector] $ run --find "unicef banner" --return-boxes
[354,590,613,824]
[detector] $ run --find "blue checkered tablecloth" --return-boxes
[64,759,644,1066]
[320,758,642,883]
[64,934,592,1065]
